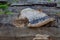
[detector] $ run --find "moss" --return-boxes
[0,2,13,15]
[0,10,13,15]
[0,11,4,15]
[5,10,13,15]
[0,5,8,9]
[48,0,51,2]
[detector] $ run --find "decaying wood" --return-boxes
[12,17,29,27]
[33,34,52,40]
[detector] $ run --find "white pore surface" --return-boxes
[20,8,48,22]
